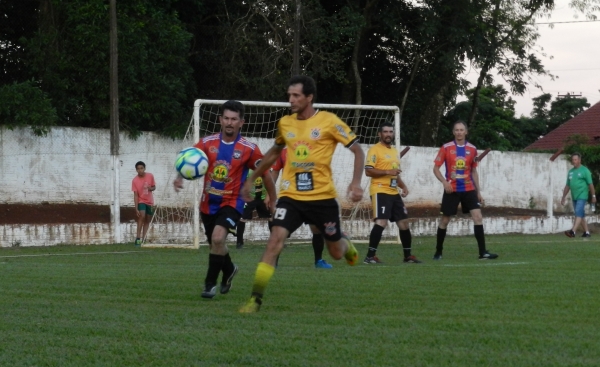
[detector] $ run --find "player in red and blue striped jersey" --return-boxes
[432,120,498,260]
[174,100,276,299]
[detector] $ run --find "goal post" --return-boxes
[148,99,400,246]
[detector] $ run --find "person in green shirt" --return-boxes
[561,152,596,238]
[236,170,271,248]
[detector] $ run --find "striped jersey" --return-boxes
[194,133,264,215]
[434,141,478,192]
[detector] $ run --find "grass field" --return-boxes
[1,234,599,367]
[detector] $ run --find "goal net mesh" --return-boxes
[148,100,399,246]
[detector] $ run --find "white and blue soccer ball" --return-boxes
[175,147,209,180]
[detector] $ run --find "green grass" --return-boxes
[1,235,599,366]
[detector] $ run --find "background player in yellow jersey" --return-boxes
[364,122,421,264]
[239,75,365,312]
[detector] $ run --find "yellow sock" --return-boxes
[251,262,275,297]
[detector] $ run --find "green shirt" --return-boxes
[247,170,267,200]
[566,165,593,200]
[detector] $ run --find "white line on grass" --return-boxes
[0,251,148,259]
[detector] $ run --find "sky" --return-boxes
[461,0,600,117]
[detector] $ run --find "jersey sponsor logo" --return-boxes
[205,187,233,196]
[310,128,321,140]
[209,146,219,153]
[291,162,315,169]
[286,132,296,138]
[295,172,314,191]
[233,149,242,159]
[390,178,397,188]
[281,180,290,190]
[455,157,466,169]
[392,162,398,169]
[210,161,232,183]
[385,154,391,159]
[293,141,311,160]
[466,150,471,155]
[324,222,337,236]
[334,124,348,139]
[370,155,376,163]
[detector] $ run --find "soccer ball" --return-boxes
[175,147,209,180]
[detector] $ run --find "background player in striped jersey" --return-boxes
[174,100,277,299]
[271,147,333,269]
[364,122,421,264]
[239,75,363,312]
[432,120,498,260]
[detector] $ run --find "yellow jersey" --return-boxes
[274,110,358,201]
[365,142,400,196]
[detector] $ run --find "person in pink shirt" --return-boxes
[132,161,156,246]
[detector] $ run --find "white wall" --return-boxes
[0,126,573,211]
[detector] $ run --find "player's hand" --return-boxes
[173,176,183,192]
[443,181,453,194]
[478,192,485,206]
[400,187,409,197]
[388,169,401,176]
[347,183,363,202]
[560,197,566,206]
[241,181,254,202]
[136,210,141,218]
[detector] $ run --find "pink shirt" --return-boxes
[132,173,156,205]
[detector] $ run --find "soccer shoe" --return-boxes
[134,238,141,247]
[582,232,592,238]
[236,242,244,249]
[564,230,575,238]
[342,234,359,266]
[432,252,442,260]
[403,255,422,263]
[220,264,239,294]
[239,296,262,313]
[201,284,217,299]
[363,256,383,264]
[478,251,499,260]
[315,259,333,269]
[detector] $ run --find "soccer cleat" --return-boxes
[239,296,262,313]
[564,230,575,238]
[236,242,244,249]
[403,255,422,263]
[315,259,333,269]
[134,238,141,247]
[342,233,359,266]
[479,251,499,260]
[582,232,592,238]
[201,284,217,299]
[363,256,384,264]
[220,264,238,294]
[432,252,442,260]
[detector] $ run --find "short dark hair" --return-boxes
[221,100,245,120]
[288,75,317,102]
[135,161,146,168]
[571,152,582,159]
[378,122,394,133]
[453,120,468,130]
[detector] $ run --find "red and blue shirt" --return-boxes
[194,133,263,215]
[434,141,478,192]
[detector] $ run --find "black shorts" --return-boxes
[272,196,342,242]
[371,193,408,222]
[242,198,271,220]
[200,206,241,244]
[440,191,481,216]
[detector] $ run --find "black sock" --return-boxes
[367,225,385,257]
[399,229,412,258]
[205,253,225,286]
[436,227,446,254]
[474,225,486,255]
[236,221,245,244]
[312,234,325,263]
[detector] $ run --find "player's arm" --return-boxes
[589,183,597,204]
[261,170,277,211]
[397,175,409,197]
[348,142,365,202]
[365,167,401,178]
[471,166,483,202]
[433,165,452,194]
[134,192,140,217]
[560,185,571,205]
[241,144,283,202]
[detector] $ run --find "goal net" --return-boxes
[148,100,400,247]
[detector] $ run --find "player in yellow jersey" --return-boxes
[364,122,421,264]
[238,75,364,313]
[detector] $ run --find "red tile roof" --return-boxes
[524,100,600,151]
